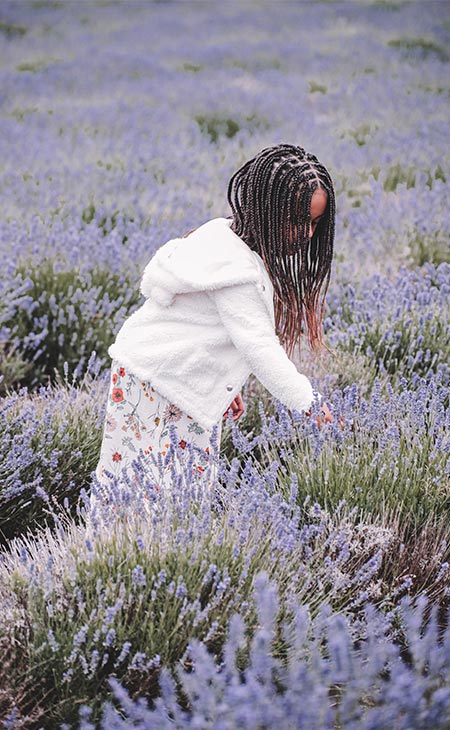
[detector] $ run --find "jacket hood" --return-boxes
[140,217,263,306]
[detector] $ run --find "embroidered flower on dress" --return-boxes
[163,404,182,422]
[188,421,205,435]
[112,388,124,403]
[106,415,117,432]
[98,361,220,495]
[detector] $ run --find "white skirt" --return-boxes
[94,360,222,499]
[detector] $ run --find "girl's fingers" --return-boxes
[223,401,236,419]
[222,394,245,420]
[320,402,333,423]
[234,394,245,419]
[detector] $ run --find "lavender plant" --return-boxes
[324,263,450,389]
[0,259,141,391]
[0,1,449,726]
[0,458,428,727]
[78,572,450,730]
[333,175,450,282]
[223,374,449,528]
[0,368,106,544]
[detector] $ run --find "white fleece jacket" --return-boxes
[108,217,319,430]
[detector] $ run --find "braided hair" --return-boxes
[227,144,335,358]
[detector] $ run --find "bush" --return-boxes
[0,259,141,392]
[195,113,267,143]
[82,573,450,730]
[0,465,412,727]
[388,36,450,62]
[324,264,450,388]
[0,370,105,544]
[224,375,450,527]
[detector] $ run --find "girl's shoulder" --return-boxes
[141,218,262,300]
[182,226,197,239]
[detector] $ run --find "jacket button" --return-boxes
[226,385,233,391]
[262,285,265,291]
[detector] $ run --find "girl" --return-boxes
[94,144,334,496]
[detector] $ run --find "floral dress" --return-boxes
[94,361,222,500]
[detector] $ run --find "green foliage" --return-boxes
[382,162,417,191]
[224,376,449,530]
[196,115,240,143]
[221,385,450,610]
[328,304,449,387]
[407,231,450,266]
[388,37,450,62]
[181,62,202,73]
[16,58,58,73]
[318,349,389,398]
[309,80,327,94]
[0,259,141,391]
[30,0,63,8]
[228,56,281,71]
[195,114,266,143]
[369,163,446,192]
[0,510,281,724]
[0,375,105,544]
[418,83,450,96]
[10,107,39,121]
[434,164,447,184]
[0,20,27,38]
[274,415,447,525]
[81,203,134,239]
[0,341,34,392]
[0,493,408,726]
[342,123,377,148]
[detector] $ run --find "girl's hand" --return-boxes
[320,401,333,425]
[306,401,333,428]
[223,393,245,421]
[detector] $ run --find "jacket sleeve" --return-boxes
[207,282,319,414]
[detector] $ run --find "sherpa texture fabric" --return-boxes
[108,217,318,430]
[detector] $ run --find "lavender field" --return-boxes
[0,0,449,727]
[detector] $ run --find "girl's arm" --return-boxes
[208,282,321,416]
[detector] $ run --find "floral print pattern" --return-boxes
[95,361,221,494]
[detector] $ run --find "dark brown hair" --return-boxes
[227,143,335,357]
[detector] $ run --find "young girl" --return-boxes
[94,144,334,496]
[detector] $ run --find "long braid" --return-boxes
[228,144,335,357]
